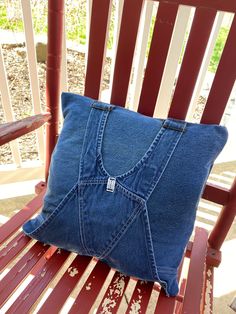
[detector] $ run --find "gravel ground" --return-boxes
[0,44,111,164]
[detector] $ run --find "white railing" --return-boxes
[0,0,235,176]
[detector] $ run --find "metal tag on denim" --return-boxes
[106,177,116,192]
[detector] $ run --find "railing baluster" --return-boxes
[0,45,21,166]
[138,1,179,116]
[129,1,154,111]
[101,0,124,103]
[21,0,45,163]
[186,12,225,121]
[201,14,236,124]
[110,0,143,106]
[168,6,217,120]
[154,5,192,118]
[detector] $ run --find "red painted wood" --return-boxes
[0,232,31,272]
[126,280,153,313]
[6,248,70,314]
[138,2,178,117]
[206,247,221,267]
[182,227,208,313]
[68,260,110,314]
[209,178,236,250]
[168,7,216,119]
[154,290,177,314]
[110,0,143,106]
[202,183,229,206]
[175,279,187,314]
[0,242,49,307]
[203,265,214,313]
[0,113,51,146]
[38,255,92,313]
[153,0,236,13]
[45,0,64,180]
[154,257,184,313]
[97,272,129,313]
[201,15,236,124]
[35,181,47,195]
[84,0,111,99]
[0,189,45,245]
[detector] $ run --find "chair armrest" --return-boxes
[0,113,51,146]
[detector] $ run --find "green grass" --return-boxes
[208,27,229,73]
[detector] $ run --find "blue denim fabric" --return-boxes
[23,93,228,296]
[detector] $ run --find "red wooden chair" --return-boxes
[0,0,236,313]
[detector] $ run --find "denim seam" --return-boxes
[96,109,110,158]
[26,183,78,237]
[146,125,186,200]
[78,103,96,181]
[98,202,144,260]
[118,128,184,200]
[141,205,169,295]
[80,179,108,184]
[97,123,167,180]
[79,179,144,203]
[140,209,157,280]
[116,182,145,203]
[78,184,92,256]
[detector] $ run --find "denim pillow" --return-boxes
[23,92,228,296]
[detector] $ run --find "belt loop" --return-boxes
[162,119,187,132]
[91,101,114,111]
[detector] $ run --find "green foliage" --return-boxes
[208,27,229,73]
[0,5,23,32]
[0,1,230,72]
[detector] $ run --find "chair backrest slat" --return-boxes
[156,0,236,13]
[138,2,178,117]
[110,0,143,106]
[201,15,236,124]
[168,7,217,119]
[84,0,111,99]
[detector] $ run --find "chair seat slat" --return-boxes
[138,2,178,117]
[97,272,129,313]
[0,232,31,272]
[111,0,143,106]
[168,7,216,119]
[0,189,45,246]
[68,260,110,314]
[38,255,92,313]
[154,290,177,314]
[125,280,154,314]
[201,15,236,124]
[181,227,208,312]
[6,248,70,314]
[0,242,49,307]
